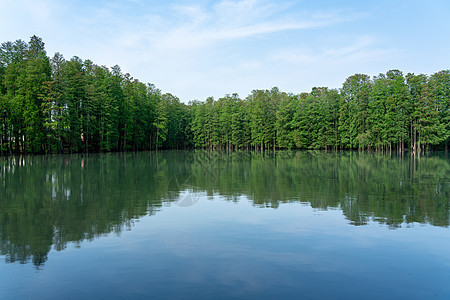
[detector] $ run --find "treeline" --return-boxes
[1,36,449,154]
[191,72,449,152]
[0,36,191,154]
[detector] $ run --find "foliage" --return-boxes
[0,36,190,153]
[0,36,449,153]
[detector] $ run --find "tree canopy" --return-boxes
[1,36,449,154]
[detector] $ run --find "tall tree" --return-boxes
[406,73,428,152]
[18,36,51,153]
[339,74,371,149]
[1,40,29,153]
[153,95,168,150]
[63,56,85,152]
[428,70,450,151]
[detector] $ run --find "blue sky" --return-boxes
[1,0,449,102]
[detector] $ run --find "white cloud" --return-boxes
[273,35,382,64]
[0,0,387,101]
[62,0,360,101]
[139,1,347,53]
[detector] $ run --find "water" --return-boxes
[0,151,449,299]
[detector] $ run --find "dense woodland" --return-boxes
[1,36,449,154]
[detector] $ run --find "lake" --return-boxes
[0,151,449,299]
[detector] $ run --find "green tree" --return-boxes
[16,36,51,153]
[275,93,295,149]
[190,100,207,148]
[62,56,85,152]
[428,70,450,150]
[248,88,277,151]
[406,73,428,152]
[339,74,371,149]
[153,96,168,150]
[415,84,442,150]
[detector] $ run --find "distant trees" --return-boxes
[0,36,191,154]
[190,71,449,152]
[0,36,449,154]
[1,36,51,154]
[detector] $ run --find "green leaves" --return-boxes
[189,70,449,152]
[0,35,449,153]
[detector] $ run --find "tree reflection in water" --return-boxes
[0,151,448,267]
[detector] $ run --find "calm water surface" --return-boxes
[0,151,449,299]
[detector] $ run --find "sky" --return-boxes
[1,0,449,102]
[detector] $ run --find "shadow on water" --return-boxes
[0,150,448,267]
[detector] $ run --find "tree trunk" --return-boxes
[156,127,159,151]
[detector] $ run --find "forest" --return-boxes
[1,36,449,154]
